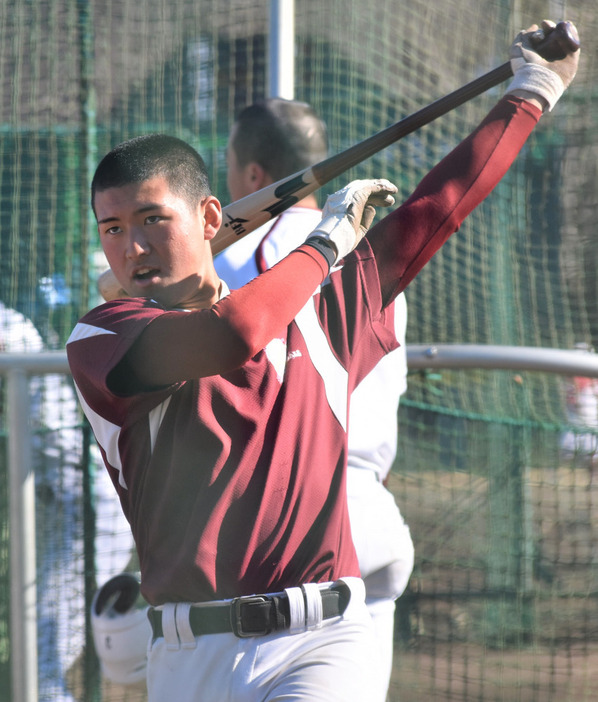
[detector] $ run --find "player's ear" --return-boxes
[245,162,271,192]
[201,196,222,241]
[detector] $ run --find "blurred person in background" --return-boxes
[560,342,598,466]
[0,300,133,702]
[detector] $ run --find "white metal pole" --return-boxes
[268,0,295,99]
[8,367,38,702]
[406,344,598,376]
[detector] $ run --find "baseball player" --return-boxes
[560,343,598,463]
[66,23,577,702]
[214,97,414,699]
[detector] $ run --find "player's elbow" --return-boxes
[220,332,258,368]
[209,311,265,367]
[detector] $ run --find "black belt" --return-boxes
[148,583,349,639]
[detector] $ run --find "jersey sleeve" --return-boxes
[66,298,179,425]
[367,95,542,306]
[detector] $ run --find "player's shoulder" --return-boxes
[279,206,322,225]
[84,296,163,320]
[69,298,166,344]
[213,222,274,273]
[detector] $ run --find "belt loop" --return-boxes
[284,586,306,633]
[302,583,323,629]
[161,604,180,650]
[175,603,197,649]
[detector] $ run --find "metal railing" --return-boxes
[3,352,69,702]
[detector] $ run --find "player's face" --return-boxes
[95,175,222,310]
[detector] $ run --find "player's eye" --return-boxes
[102,225,122,236]
[145,215,163,225]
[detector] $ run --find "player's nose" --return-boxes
[125,227,151,259]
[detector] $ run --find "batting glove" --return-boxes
[306,179,397,264]
[506,20,579,111]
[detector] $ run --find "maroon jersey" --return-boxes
[67,96,540,605]
[68,248,396,604]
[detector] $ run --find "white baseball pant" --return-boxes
[346,467,415,700]
[146,577,383,702]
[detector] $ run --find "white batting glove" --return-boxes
[306,179,397,264]
[506,20,579,111]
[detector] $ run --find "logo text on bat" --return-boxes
[223,214,250,237]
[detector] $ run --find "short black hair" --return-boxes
[91,134,212,213]
[231,98,328,181]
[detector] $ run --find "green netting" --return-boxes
[0,0,597,699]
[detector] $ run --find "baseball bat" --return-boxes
[212,20,579,254]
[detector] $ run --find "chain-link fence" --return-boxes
[1,0,597,699]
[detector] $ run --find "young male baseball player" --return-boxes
[66,22,578,702]
[214,97,414,700]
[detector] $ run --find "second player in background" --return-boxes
[214,97,415,701]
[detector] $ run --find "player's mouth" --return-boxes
[132,267,160,284]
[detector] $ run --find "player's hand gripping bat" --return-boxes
[98,21,579,300]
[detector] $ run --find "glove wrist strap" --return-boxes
[303,236,337,268]
[506,63,564,112]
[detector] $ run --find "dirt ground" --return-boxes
[383,465,598,701]
[387,643,598,702]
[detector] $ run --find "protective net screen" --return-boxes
[0,0,597,700]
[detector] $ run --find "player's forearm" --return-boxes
[127,246,329,385]
[369,95,542,306]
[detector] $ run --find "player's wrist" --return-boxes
[507,89,549,113]
[302,235,338,269]
[506,63,564,112]
[308,213,355,264]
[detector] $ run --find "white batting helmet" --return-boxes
[91,572,151,686]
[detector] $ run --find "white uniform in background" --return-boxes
[214,207,414,699]
[0,302,133,702]
[561,374,598,460]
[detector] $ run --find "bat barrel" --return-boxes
[311,63,512,187]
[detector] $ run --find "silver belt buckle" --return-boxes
[230,595,271,637]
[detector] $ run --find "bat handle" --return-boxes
[534,20,580,61]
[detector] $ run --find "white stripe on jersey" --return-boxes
[68,321,127,484]
[68,321,172,488]
[294,298,348,432]
[148,397,171,451]
[67,321,116,343]
[73,383,127,489]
